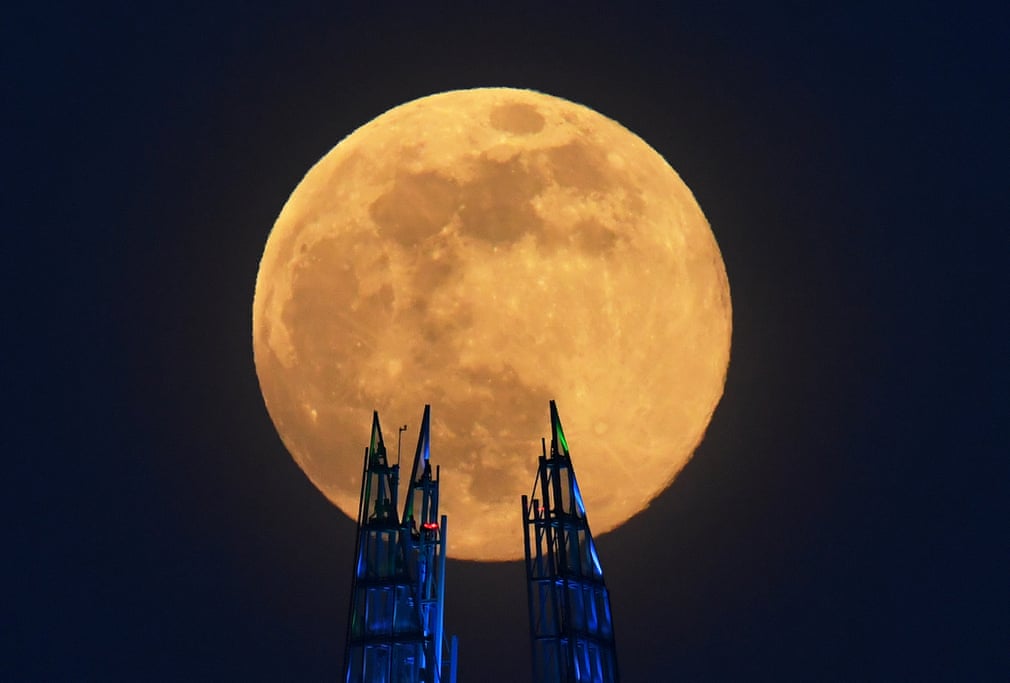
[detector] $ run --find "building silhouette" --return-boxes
[522,401,619,683]
[343,406,457,683]
[342,401,618,682]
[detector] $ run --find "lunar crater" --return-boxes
[489,102,546,135]
[546,141,612,192]
[370,171,460,247]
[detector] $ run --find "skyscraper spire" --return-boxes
[401,405,452,682]
[523,400,619,683]
[402,404,433,525]
[343,406,457,683]
[358,410,398,527]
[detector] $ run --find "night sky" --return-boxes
[9,3,1006,680]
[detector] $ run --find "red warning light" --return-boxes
[422,522,439,531]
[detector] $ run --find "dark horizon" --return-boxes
[8,3,1006,681]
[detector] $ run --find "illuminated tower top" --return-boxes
[343,406,457,683]
[522,401,619,683]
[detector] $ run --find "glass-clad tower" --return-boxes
[343,406,457,683]
[522,401,619,683]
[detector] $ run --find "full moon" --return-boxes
[253,88,731,561]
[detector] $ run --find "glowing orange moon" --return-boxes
[253,88,731,561]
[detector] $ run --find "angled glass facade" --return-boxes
[344,408,456,683]
[523,401,619,683]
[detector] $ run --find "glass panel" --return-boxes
[584,585,599,632]
[390,644,421,682]
[568,583,586,631]
[594,589,612,637]
[365,587,394,635]
[393,585,419,633]
[363,646,389,683]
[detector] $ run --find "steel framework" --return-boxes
[343,406,458,683]
[522,401,619,683]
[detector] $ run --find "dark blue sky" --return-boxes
[8,2,1006,680]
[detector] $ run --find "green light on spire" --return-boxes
[549,400,569,456]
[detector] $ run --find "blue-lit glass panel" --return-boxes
[393,585,419,633]
[390,645,421,683]
[584,585,599,632]
[595,589,613,637]
[363,646,390,683]
[365,587,394,635]
[587,537,603,576]
[568,582,586,631]
[571,476,587,517]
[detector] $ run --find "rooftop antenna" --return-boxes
[397,423,408,466]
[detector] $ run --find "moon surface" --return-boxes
[253,88,731,561]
